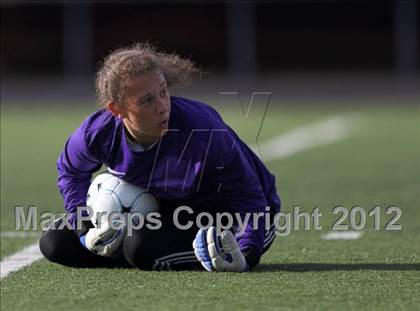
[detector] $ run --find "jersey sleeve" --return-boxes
[211,129,268,258]
[56,121,102,229]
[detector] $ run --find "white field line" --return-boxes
[322,231,364,240]
[0,244,44,279]
[252,115,353,162]
[0,114,354,279]
[1,231,41,238]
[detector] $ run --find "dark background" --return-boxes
[1,0,418,106]
[1,1,418,77]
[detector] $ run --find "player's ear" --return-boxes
[107,101,126,119]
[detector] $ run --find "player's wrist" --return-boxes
[75,218,94,238]
[242,246,261,270]
[79,234,88,249]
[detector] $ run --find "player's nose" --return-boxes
[155,97,168,115]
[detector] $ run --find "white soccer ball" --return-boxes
[86,173,158,229]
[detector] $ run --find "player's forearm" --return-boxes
[236,219,265,256]
[57,176,90,228]
[57,152,94,229]
[56,130,102,228]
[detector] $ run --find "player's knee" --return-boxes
[123,229,157,270]
[39,227,76,265]
[39,229,62,263]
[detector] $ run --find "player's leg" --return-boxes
[123,200,275,270]
[39,217,130,268]
[123,200,200,271]
[122,200,275,271]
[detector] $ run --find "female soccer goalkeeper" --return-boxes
[39,42,281,272]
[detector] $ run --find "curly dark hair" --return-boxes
[96,42,201,107]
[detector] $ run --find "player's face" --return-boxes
[110,69,171,146]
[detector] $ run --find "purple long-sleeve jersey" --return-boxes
[57,96,281,256]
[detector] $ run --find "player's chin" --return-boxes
[157,120,169,134]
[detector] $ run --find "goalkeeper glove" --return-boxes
[192,227,248,272]
[80,223,126,257]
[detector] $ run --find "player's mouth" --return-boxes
[158,119,168,129]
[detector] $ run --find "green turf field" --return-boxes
[1,102,419,310]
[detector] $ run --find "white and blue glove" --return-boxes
[193,227,248,272]
[80,223,127,257]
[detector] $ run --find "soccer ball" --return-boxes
[86,173,158,229]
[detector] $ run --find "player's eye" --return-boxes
[160,88,168,97]
[140,96,153,106]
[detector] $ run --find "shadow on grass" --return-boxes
[254,263,420,272]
